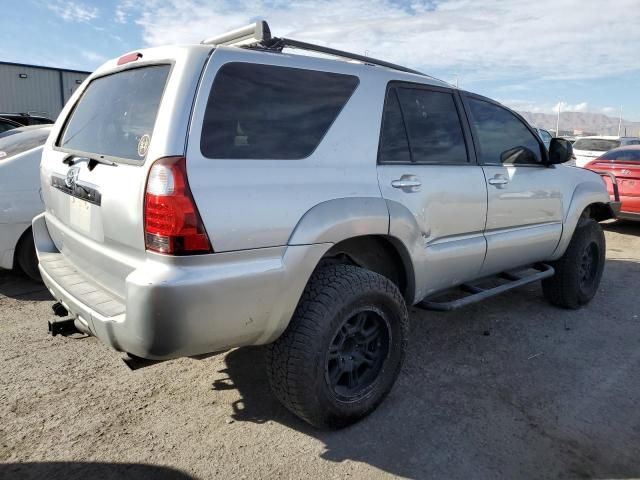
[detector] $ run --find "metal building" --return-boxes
[0,61,90,120]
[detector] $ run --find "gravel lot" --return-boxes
[1,221,639,480]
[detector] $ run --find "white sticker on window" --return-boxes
[138,134,151,157]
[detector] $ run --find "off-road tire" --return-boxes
[542,218,605,309]
[266,264,409,429]
[15,228,41,282]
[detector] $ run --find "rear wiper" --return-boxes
[63,154,117,170]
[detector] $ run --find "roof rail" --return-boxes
[201,21,271,46]
[200,20,448,83]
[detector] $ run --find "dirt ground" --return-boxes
[1,221,639,480]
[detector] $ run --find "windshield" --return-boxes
[573,138,620,151]
[0,126,51,161]
[598,149,640,162]
[58,64,171,162]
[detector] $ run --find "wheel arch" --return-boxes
[318,235,416,304]
[550,181,612,260]
[287,197,418,304]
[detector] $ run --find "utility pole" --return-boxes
[618,105,623,137]
[556,103,561,137]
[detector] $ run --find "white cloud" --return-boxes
[47,0,98,23]
[502,99,625,119]
[114,0,640,82]
[81,50,106,63]
[553,101,589,113]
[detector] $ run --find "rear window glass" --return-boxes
[573,139,620,151]
[200,63,359,160]
[0,127,50,161]
[598,149,640,161]
[58,65,170,161]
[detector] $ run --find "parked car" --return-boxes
[585,145,640,221]
[572,136,640,167]
[0,125,51,280]
[0,112,54,126]
[0,116,23,134]
[535,128,553,149]
[35,21,618,429]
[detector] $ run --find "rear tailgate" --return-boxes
[589,161,640,212]
[39,46,212,300]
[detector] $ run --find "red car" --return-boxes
[585,145,640,221]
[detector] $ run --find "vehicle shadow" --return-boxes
[0,270,51,301]
[0,462,194,480]
[213,258,640,479]
[602,219,640,235]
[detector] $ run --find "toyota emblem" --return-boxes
[65,166,80,189]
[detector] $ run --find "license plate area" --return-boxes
[70,196,92,234]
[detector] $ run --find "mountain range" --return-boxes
[516,111,640,137]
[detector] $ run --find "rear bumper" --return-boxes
[33,213,329,360]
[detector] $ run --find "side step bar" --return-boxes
[417,263,555,311]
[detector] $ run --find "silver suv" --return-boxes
[35,22,619,429]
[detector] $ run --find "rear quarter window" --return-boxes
[200,63,359,160]
[57,64,171,162]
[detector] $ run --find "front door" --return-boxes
[376,83,488,300]
[462,94,563,275]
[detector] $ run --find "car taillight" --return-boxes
[144,156,212,255]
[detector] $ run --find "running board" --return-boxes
[417,264,555,311]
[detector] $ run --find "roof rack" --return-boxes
[201,21,444,81]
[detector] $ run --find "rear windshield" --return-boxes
[201,63,359,160]
[598,149,640,162]
[0,127,51,161]
[58,65,170,161]
[573,138,620,151]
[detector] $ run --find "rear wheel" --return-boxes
[542,218,605,309]
[15,228,41,282]
[266,264,408,429]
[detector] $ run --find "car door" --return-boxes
[376,83,488,299]
[462,93,563,275]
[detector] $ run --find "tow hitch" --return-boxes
[48,302,83,337]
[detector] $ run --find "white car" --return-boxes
[572,136,640,167]
[0,125,51,280]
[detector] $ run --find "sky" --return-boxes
[2,0,639,120]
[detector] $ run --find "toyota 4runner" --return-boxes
[35,22,620,429]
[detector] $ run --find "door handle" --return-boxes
[488,175,508,186]
[391,176,421,191]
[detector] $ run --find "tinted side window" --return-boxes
[0,127,51,160]
[201,63,359,160]
[467,98,542,165]
[378,88,411,163]
[397,88,467,164]
[0,121,16,133]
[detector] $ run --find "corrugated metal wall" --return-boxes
[0,63,90,119]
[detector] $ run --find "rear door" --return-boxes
[376,82,487,297]
[461,93,563,275]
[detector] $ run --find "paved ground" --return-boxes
[1,221,639,480]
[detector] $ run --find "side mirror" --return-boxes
[547,138,573,165]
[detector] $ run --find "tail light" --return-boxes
[144,156,212,255]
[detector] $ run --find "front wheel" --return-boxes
[266,264,409,429]
[542,218,605,309]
